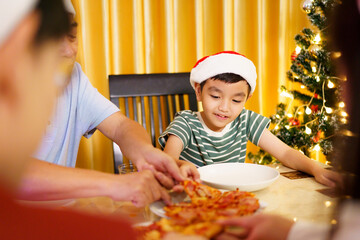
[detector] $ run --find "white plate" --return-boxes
[149,192,267,219]
[198,163,279,192]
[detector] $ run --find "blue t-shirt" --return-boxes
[33,62,119,167]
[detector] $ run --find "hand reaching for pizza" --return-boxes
[136,181,260,240]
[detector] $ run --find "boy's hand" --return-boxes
[313,167,341,188]
[178,160,200,181]
[172,160,200,192]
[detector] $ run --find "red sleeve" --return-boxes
[0,186,136,240]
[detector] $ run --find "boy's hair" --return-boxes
[200,73,251,96]
[34,0,70,46]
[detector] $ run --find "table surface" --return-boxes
[19,163,337,225]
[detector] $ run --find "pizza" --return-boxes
[136,180,259,240]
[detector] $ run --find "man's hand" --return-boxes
[113,170,171,207]
[218,214,294,240]
[132,146,185,189]
[97,112,184,189]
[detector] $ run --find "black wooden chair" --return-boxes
[108,72,198,173]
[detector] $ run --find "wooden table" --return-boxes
[20,164,337,225]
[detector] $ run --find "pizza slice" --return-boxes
[182,180,222,201]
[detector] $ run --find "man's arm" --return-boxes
[258,128,340,187]
[18,158,170,207]
[97,112,184,188]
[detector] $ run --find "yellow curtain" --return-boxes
[72,0,312,172]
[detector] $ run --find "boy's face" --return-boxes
[195,79,251,132]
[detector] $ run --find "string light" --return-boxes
[339,102,345,108]
[313,144,321,151]
[280,91,294,99]
[325,107,333,114]
[285,125,290,130]
[276,114,280,119]
[324,201,332,207]
[287,113,293,118]
[305,107,312,115]
[274,125,279,130]
[312,66,317,73]
[341,118,347,124]
[327,80,335,88]
[314,33,321,44]
[324,116,328,121]
[300,85,306,89]
[298,111,303,115]
[305,126,312,134]
[341,111,348,117]
[295,46,301,54]
[315,76,320,82]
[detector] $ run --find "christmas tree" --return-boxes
[248,0,346,165]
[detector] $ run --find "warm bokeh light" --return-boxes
[327,80,335,88]
[313,33,321,44]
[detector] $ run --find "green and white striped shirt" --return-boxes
[159,110,270,167]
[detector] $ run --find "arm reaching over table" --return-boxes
[97,112,185,189]
[258,129,341,187]
[18,159,171,207]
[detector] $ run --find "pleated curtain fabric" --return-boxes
[72,0,311,172]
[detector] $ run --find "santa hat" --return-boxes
[190,51,257,94]
[0,0,38,47]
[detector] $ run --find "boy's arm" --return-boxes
[164,135,200,181]
[163,134,184,160]
[258,129,340,187]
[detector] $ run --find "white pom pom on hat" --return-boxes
[190,51,257,94]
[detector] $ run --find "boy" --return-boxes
[160,51,338,187]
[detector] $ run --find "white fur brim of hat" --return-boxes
[0,0,38,47]
[190,52,257,94]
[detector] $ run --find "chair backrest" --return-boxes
[108,72,198,173]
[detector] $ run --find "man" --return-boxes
[17,1,192,207]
